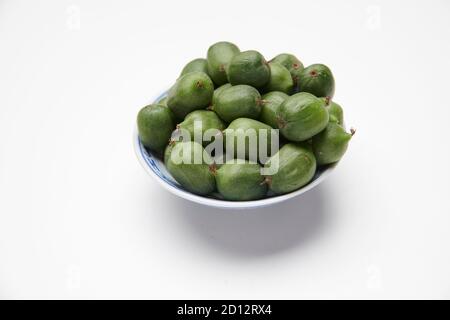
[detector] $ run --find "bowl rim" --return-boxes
[133,90,338,209]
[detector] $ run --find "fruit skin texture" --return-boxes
[180,58,209,77]
[270,53,304,91]
[278,92,329,141]
[167,71,214,120]
[165,141,216,195]
[214,85,262,123]
[216,160,267,201]
[137,104,175,153]
[224,118,277,161]
[176,110,225,146]
[265,143,316,195]
[262,62,294,94]
[227,50,271,88]
[259,91,289,129]
[312,120,351,165]
[321,98,344,125]
[211,83,232,107]
[207,41,240,86]
[298,64,335,98]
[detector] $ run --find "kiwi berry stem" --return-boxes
[256,98,267,106]
[261,176,272,186]
[209,162,218,175]
[276,116,287,129]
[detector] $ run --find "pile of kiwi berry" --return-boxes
[137,41,354,201]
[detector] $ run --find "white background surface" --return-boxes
[1,0,450,299]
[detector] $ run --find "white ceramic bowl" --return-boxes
[134,91,338,209]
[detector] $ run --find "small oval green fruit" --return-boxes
[214,85,262,123]
[270,53,304,90]
[298,64,335,98]
[227,50,271,88]
[137,104,175,153]
[262,62,294,94]
[180,58,209,77]
[278,92,329,141]
[312,121,353,165]
[216,160,267,201]
[165,141,216,195]
[259,91,288,128]
[175,110,225,146]
[207,41,240,86]
[167,71,214,119]
[264,143,316,195]
[211,83,232,108]
[321,98,344,125]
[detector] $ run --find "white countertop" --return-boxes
[1,0,449,299]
